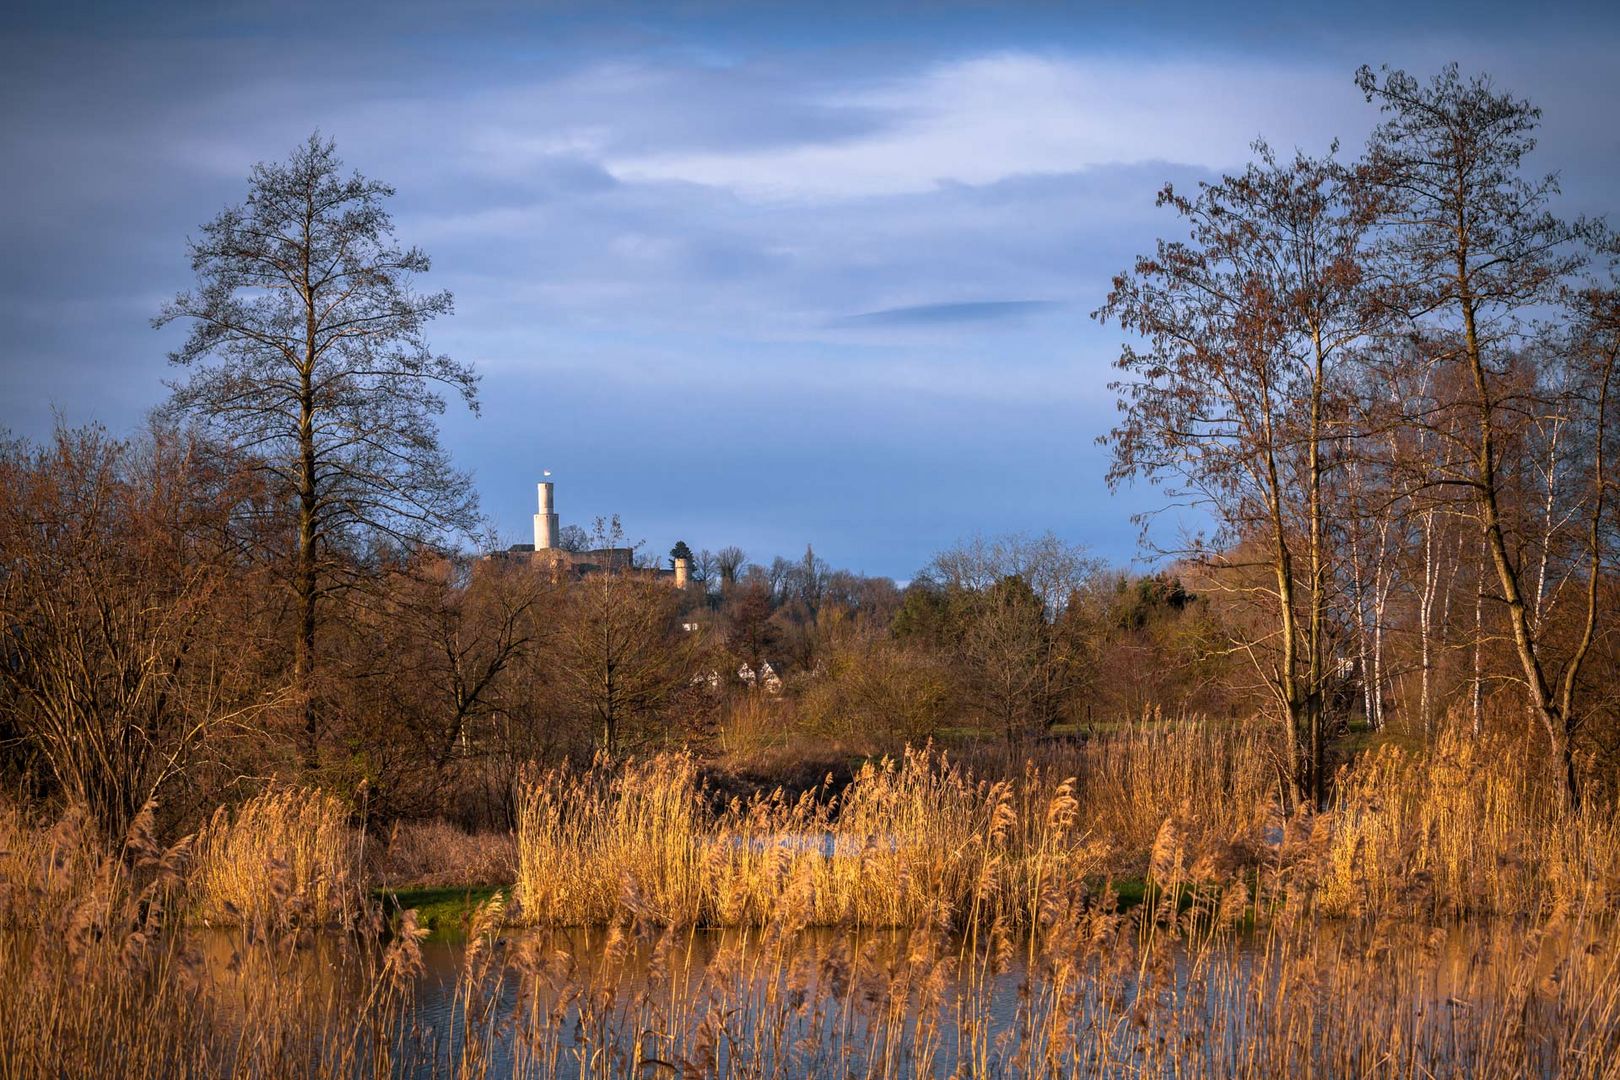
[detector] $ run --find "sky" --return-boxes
[3,2,1619,580]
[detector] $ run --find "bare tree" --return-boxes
[914,535,1099,741]
[558,524,590,553]
[1096,144,1376,807]
[549,518,699,754]
[342,551,541,815]
[690,548,719,592]
[714,546,747,588]
[956,574,1075,745]
[722,579,780,694]
[155,134,478,769]
[1340,446,1398,730]
[1358,64,1601,805]
[927,532,1101,617]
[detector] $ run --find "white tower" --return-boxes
[533,481,559,549]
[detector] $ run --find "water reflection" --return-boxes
[175,918,1599,1077]
[402,920,1573,1078]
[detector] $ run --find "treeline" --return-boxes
[688,532,1232,751]
[0,426,1230,834]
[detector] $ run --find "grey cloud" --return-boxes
[831,300,1063,327]
[4,16,1619,576]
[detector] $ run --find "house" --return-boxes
[736,660,784,694]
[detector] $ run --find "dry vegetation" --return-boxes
[511,724,1250,929]
[442,899,1620,1079]
[0,721,1615,1077]
[513,718,1620,932]
[373,818,518,890]
[0,798,410,1077]
[189,786,370,932]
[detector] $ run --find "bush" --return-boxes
[797,638,955,749]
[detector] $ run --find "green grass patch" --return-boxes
[1101,875,1260,929]
[1110,877,1149,909]
[376,885,506,940]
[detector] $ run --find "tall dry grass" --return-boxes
[374,818,517,889]
[0,801,105,928]
[512,721,1280,932]
[1311,725,1620,919]
[3,854,1617,1077]
[1068,715,1278,851]
[4,717,1620,1076]
[515,744,1152,930]
[459,901,1620,1078]
[0,796,424,1078]
[190,785,369,931]
[514,753,712,925]
[514,719,1620,932]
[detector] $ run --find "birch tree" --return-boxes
[1358,65,1602,805]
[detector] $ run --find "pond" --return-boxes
[353,916,1592,1078]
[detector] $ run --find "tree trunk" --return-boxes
[1306,327,1327,807]
[1551,335,1614,811]
[298,278,319,771]
[1262,409,1306,811]
[1459,274,1571,806]
[1418,507,1438,738]
[1471,534,1486,737]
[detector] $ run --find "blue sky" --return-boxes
[3,2,1618,579]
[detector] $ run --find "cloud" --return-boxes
[4,15,1620,575]
[832,299,1061,327]
[608,52,1364,199]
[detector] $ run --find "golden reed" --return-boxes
[0,719,1615,1076]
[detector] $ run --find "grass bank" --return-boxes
[377,885,506,939]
